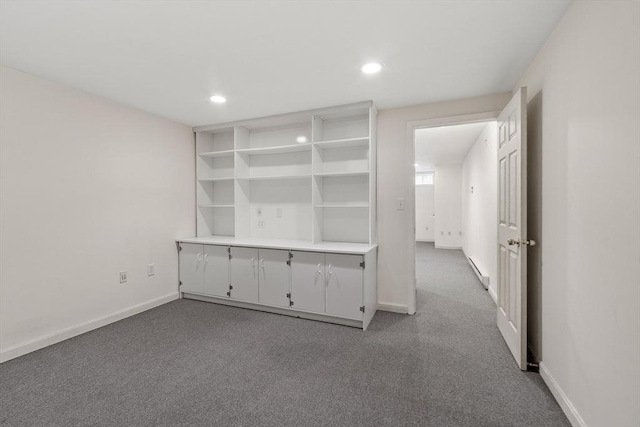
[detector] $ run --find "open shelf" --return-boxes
[313,137,369,149]
[198,177,234,182]
[313,171,369,177]
[199,150,235,158]
[236,143,312,155]
[193,101,376,245]
[237,174,312,181]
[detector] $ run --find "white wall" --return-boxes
[415,184,434,241]
[462,122,498,298]
[434,165,462,249]
[515,2,640,426]
[376,93,511,312]
[0,66,195,361]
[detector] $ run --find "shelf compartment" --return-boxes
[237,174,312,181]
[197,206,235,237]
[197,177,234,182]
[235,123,312,150]
[236,149,311,179]
[196,129,234,153]
[197,179,234,207]
[312,114,369,143]
[235,143,312,155]
[199,150,234,158]
[316,206,369,244]
[313,137,369,149]
[198,204,235,208]
[314,175,369,206]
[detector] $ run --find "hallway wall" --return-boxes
[515,1,640,425]
[461,122,498,300]
[434,164,462,249]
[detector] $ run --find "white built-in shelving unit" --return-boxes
[181,102,377,330]
[194,101,377,246]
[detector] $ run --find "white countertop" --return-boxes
[177,236,377,255]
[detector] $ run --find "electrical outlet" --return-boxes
[147,263,155,276]
[119,271,127,283]
[258,219,265,229]
[396,198,405,210]
[256,207,262,217]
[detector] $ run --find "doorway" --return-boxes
[413,119,499,310]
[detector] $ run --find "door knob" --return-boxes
[507,239,520,246]
[507,238,536,247]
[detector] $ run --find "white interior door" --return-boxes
[258,248,290,307]
[179,243,204,294]
[230,247,259,303]
[203,245,229,297]
[325,253,363,320]
[497,87,529,370]
[290,251,325,313]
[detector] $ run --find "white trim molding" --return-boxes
[488,286,498,304]
[0,292,179,363]
[539,362,587,427]
[377,302,409,314]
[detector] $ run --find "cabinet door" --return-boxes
[203,245,230,297]
[258,249,290,307]
[179,243,204,294]
[290,251,325,313]
[325,253,363,320]
[230,247,259,303]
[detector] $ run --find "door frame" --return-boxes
[406,111,500,315]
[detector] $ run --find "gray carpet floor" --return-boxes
[0,242,569,426]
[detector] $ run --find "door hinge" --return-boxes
[179,281,182,287]
[286,292,291,298]
[178,245,182,252]
[360,306,365,313]
[289,300,294,307]
[226,291,231,297]
[286,260,291,266]
[289,252,294,259]
[229,285,233,290]
[227,247,232,260]
[360,261,365,269]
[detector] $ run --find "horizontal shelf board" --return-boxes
[236,143,312,155]
[199,150,235,158]
[237,174,312,181]
[177,236,377,254]
[313,137,369,149]
[313,171,369,178]
[314,204,369,208]
[198,177,234,182]
[197,204,235,208]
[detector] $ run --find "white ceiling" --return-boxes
[0,1,570,127]
[415,122,490,172]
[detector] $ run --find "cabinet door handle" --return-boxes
[204,253,209,263]
[260,259,265,278]
[251,257,256,277]
[197,253,202,263]
[315,263,323,283]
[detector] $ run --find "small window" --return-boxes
[415,172,434,185]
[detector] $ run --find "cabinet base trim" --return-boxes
[182,292,364,329]
[377,302,409,314]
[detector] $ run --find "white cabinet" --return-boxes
[203,245,229,297]
[230,247,259,303]
[325,253,363,320]
[258,248,290,308]
[179,243,229,296]
[179,243,205,294]
[291,251,326,313]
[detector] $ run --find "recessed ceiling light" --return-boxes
[361,62,383,74]
[210,95,227,104]
[296,136,308,143]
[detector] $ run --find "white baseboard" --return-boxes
[0,292,179,363]
[377,302,409,314]
[488,286,498,305]
[434,245,462,250]
[539,362,587,427]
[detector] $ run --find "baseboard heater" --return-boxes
[467,256,490,290]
